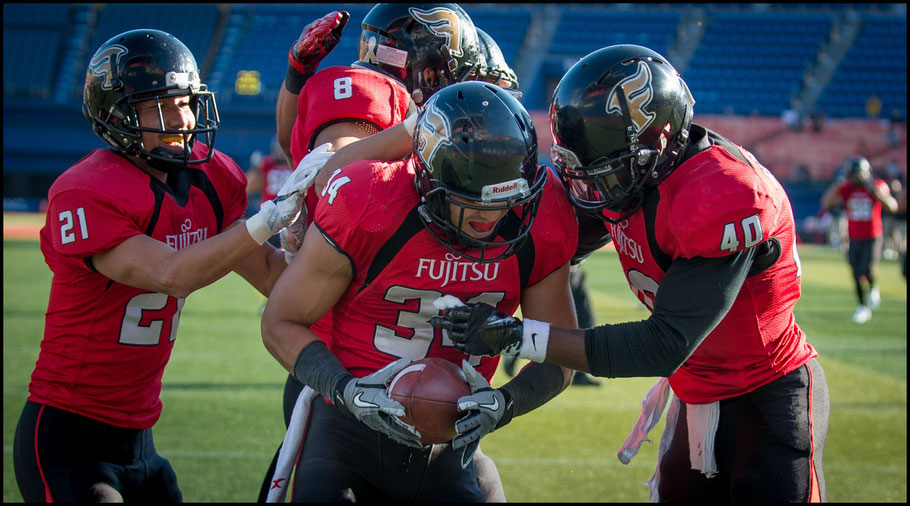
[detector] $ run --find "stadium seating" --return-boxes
[3,3,906,220]
[815,13,907,119]
[684,11,833,116]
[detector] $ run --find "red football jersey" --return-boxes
[259,154,292,202]
[603,143,816,404]
[290,66,412,226]
[837,179,888,240]
[312,158,577,381]
[31,146,247,429]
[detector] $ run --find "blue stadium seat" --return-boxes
[685,11,834,115]
[816,14,907,118]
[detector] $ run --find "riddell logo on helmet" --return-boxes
[481,178,527,203]
[491,181,519,194]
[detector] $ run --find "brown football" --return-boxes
[387,358,471,444]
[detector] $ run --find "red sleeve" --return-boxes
[313,160,383,258]
[46,187,145,259]
[874,179,890,194]
[202,146,248,227]
[527,169,577,286]
[665,151,783,259]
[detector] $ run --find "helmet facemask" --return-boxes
[552,131,661,223]
[115,86,219,173]
[416,161,545,263]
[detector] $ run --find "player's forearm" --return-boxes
[276,85,298,162]
[820,186,841,210]
[873,190,899,213]
[260,312,323,375]
[155,223,263,298]
[540,326,592,372]
[314,122,412,193]
[234,243,288,297]
[499,361,569,421]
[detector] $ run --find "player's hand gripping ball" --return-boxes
[387,358,471,444]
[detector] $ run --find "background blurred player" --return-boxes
[13,29,318,503]
[821,156,899,323]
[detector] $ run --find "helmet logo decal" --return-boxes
[360,35,378,65]
[409,7,464,57]
[415,102,452,168]
[606,61,655,135]
[89,44,127,90]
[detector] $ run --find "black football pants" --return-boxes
[657,358,829,502]
[14,401,182,503]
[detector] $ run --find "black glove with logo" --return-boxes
[429,303,523,357]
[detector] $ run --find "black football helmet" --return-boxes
[475,28,519,93]
[845,156,872,185]
[83,29,219,173]
[413,81,545,263]
[549,44,695,222]
[354,3,483,105]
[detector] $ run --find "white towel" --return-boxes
[686,401,719,478]
[618,379,720,502]
[266,386,318,503]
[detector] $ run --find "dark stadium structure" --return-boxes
[3,3,906,236]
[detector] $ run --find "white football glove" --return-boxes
[246,143,334,245]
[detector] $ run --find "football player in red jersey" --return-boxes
[261,6,518,502]
[432,45,831,502]
[821,156,898,323]
[261,81,578,501]
[12,29,320,503]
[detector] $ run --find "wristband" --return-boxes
[519,318,550,362]
[292,340,354,402]
[402,112,418,136]
[284,65,314,94]
[245,212,272,245]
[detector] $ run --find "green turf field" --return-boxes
[3,238,906,502]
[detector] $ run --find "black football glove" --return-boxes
[288,10,350,76]
[429,303,524,357]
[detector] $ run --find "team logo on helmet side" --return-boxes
[408,7,464,57]
[89,44,127,90]
[415,102,452,168]
[606,61,655,135]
